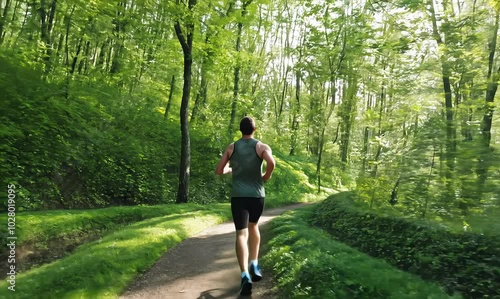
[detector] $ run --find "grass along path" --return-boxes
[0,193,325,298]
[0,203,227,277]
[262,205,462,299]
[0,206,232,298]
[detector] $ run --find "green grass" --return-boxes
[0,204,218,246]
[0,203,231,276]
[262,205,462,299]
[0,206,232,298]
[0,182,319,275]
[0,194,325,298]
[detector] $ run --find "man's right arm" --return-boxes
[215,144,234,175]
[261,144,275,183]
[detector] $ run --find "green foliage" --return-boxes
[0,52,248,210]
[263,206,460,299]
[354,109,500,226]
[264,152,317,207]
[314,192,500,298]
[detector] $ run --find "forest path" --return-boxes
[120,203,308,299]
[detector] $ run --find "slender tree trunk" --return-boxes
[443,64,456,199]
[370,64,387,178]
[165,74,175,120]
[316,127,326,193]
[4,0,19,45]
[290,69,301,156]
[63,6,75,100]
[339,74,357,170]
[228,0,252,135]
[39,0,57,73]
[361,126,370,176]
[307,78,318,155]
[360,89,373,177]
[78,40,90,75]
[429,0,456,202]
[0,0,12,44]
[110,1,127,75]
[174,0,196,203]
[422,146,437,219]
[11,4,28,49]
[482,9,499,147]
[70,37,82,75]
[274,72,289,135]
[191,54,208,123]
[477,8,499,190]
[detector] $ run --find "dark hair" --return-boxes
[240,116,256,135]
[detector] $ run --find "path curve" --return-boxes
[120,203,307,299]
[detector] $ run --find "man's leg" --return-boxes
[231,198,253,295]
[248,222,260,261]
[235,228,249,273]
[248,197,264,281]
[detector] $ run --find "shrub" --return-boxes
[313,192,500,298]
[263,207,460,299]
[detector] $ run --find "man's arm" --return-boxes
[260,144,275,182]
[215,144,234,175]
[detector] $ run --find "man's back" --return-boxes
[230,138,265,198]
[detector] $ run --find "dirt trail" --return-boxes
[120,204,307,299]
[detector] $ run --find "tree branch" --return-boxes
[174,21,189,53]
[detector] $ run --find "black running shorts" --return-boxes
[231,197,265,230]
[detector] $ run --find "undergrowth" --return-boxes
[262,206,462,299]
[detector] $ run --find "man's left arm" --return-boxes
[261,144,275,182]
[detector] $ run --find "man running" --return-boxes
[215,116,276,296]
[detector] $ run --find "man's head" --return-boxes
[240,116,256,135]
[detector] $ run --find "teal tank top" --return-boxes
[230,138,265,198]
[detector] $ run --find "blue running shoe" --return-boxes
[240,274,252,296]
[249,263,262,282]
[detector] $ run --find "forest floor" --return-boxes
[120,203,308,299]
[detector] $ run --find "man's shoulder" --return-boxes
[256,141,272,152]
[256,139,270,147]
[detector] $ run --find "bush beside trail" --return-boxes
[262,206,460,299]
[313,192,500,299]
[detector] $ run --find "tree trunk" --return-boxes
[0,0,11,44]
[70,37,82,75]
[39,0,57,73]
[228,0,252,135]
[290,69,301,156]
[191,41,209,123]
[429,0,456,203]
[78,40,90,75]
[339,74,357,170]
[110,1,127,75]
[482,9,500,147]
[63,6,75,100]
[316,127,326,193]
[12,4,28,49]
[477,8,499,189]
[361,126,370,176]
[174,0,196,204]
[165,74,175,120]
[308,79,320,156]
[422,146,437,219]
